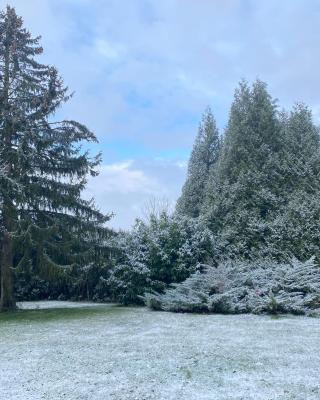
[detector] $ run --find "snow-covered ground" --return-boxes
[1,301,319,400]
[17,300,108,310]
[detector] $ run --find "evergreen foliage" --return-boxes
[265,104,320,259]
[2,4,320,317]
[0,6,111,311]
[108,80,320,311]
[202,80,284,259]
[106,213,214,304]
[152,81,320,316]
[176,107,220,217]
[176,81,320,263]
[143,258,320,316]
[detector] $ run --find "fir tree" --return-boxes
[176,107,220,217]
[0,6,110,311]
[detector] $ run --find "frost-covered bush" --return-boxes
[105,260,152,305]
[107,212,215,304]
[266,192,320,261]
[143,257,320,316]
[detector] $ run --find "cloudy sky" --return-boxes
[3,0,320,229]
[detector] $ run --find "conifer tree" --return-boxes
[176,107,220,217]
[204,80,283,258]
[281,103,320,193]
[0,6,110,311]
[268,104,320,259]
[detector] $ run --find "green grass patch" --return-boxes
[0,304,123,324]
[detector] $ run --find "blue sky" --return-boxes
[3,0,320,228]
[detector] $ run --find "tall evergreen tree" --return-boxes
[176,107,220,217]
[204,80,283,258]
[280,103,320,193]
[267,104,320,259]
[0,6,110,311]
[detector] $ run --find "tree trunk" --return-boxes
[0,203,16,311]
[0,22,16,312]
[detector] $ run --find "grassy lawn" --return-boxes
[1,301,319,399]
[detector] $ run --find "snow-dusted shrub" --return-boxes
[143,257,320,316]
[266,192,320,261]
[107,213,215,304]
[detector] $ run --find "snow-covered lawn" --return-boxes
[17,300,108,310]
[1,302,319,400]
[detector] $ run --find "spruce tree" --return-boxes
[0,6,110,311]
[176,107,220,217]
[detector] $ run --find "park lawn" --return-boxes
[0,301,319,400]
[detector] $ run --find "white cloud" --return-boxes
[176,71,217,99]
[94,38,125,61]
[96,160,163,194]
[83,159,184,229]
[84,158,186,229]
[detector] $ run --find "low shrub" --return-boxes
[143,257,320,316]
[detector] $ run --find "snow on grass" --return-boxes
[1,301,320,399]
[17,300,109,310]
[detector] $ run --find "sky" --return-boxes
[2,0,320,229]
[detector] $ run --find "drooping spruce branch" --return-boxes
[0,6,111,310]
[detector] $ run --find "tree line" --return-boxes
[177,81,320,262]
[1,6,320,314]
[113,81,320,312]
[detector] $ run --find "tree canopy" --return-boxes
[176,107,220,218]
[0,6,111,311]
[179,80,320,262]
